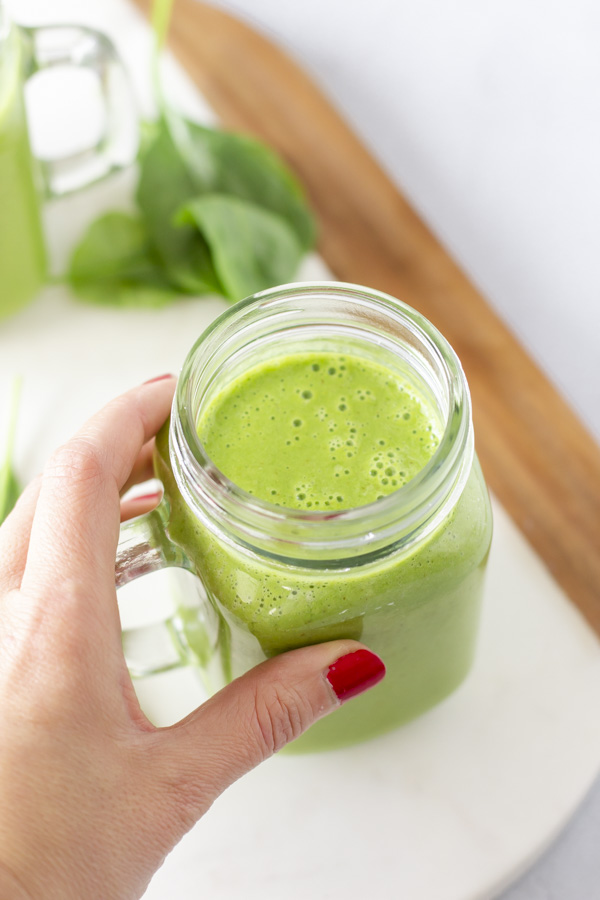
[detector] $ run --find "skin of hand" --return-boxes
[0,377,385,900]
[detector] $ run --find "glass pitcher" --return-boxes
[0,1,137,318]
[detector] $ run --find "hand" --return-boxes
[0,377,385,900]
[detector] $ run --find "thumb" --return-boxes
[160,641,385,810]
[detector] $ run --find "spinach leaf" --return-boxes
[136,122,224,296]
[181,119,316,251]
[68,212,178,307]
[178,194,303,301]
[67,0,317,310]
[0,378,22,526]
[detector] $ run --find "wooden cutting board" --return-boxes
[132,0,600,637]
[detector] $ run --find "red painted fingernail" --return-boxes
[326,649,386,703]
[144,373,175,384]
[131,491,162,504]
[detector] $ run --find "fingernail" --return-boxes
[131,491,162,504]
[326,649,386,704]
[144,373,175,385]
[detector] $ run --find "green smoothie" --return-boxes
[0,27,46,318]
[198,353,441,510]
[155,351,492,752]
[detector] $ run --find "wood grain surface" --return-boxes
[133,0,600,636]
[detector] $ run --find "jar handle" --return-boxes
[116,503,195,677]
[21,24,138,198]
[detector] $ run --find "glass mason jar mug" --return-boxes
[0,1,137,318]
[117,283,493,753]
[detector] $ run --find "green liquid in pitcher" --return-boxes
[155,351,492,752]
[0,28,46,318]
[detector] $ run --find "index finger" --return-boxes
[21,376,176,596]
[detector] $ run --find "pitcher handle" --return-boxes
[21,24,139,197]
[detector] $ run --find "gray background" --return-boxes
[204,1,600,897]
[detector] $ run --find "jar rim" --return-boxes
[171,282,473,564]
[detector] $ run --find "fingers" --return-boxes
[120,440,156,497]
[119,437,162,521]
[21,376,176,597]
[0,477,42,594]
[0,436,159,593]
[160,642,385,818]
[120,490,162,523]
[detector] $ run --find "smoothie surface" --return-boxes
[197,352,441,510]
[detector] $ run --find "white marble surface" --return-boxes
[6,0,600,897]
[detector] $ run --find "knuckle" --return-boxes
[113,392,147,438]
[251,681,312,757]
[45,438,106,489]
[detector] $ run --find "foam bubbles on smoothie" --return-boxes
[197,351,442,511]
